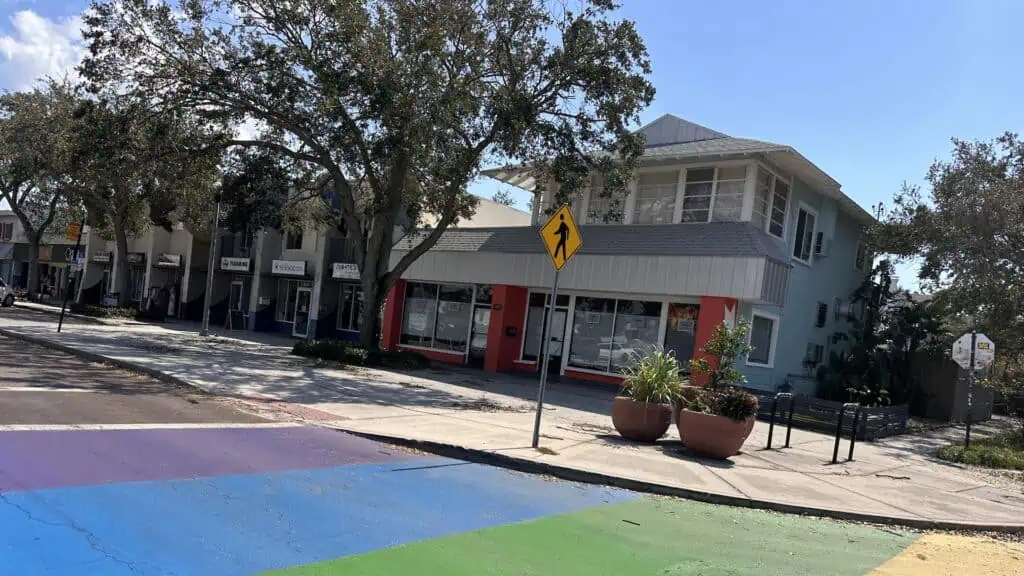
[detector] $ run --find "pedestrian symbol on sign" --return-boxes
[540,204,581,271]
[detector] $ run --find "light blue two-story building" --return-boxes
[378,114,873,394]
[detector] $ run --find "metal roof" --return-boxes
[394,221,791,263]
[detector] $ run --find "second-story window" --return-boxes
[681,165,748,223]
[634,171,677,224]
[793,204,817,265]
[285,231,303,250]
[0,222,12,241]
[753,167,790,239]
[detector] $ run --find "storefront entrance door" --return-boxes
[292,287,312,338]
[468,305,490,368]
[546,309,567,374]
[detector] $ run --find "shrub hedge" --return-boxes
[291,339,430,370]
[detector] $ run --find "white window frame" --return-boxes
[285,231,303,251]
[754,162,791,240]
[791,202,818,266]
[854,241,869,272]
[746,310,780,368]
[518,289,571,362]
[678,161,754,224]
[399,280,476,355]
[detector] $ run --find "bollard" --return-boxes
[767,393,793,450]
[784,395,796,448]
[847,406,864,461]
[832,403,859,464]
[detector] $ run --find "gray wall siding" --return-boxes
[739,177,869,393]
[392,250,786,305]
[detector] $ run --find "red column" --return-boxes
[691,296,738,385]
[380,279,406,350]
[484,285,528,373]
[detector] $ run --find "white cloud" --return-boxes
[0,10,85,91]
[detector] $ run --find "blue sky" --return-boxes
[2,1,1022,287]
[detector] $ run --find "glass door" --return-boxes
[545,309,567,374]
[468,305,490,368]
[292,287,312,338]
[664,303,700,371]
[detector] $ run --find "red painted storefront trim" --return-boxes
[397,346,465,365]
[563,368,624,386]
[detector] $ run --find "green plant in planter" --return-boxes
[689,319,753,390]
[685,319,760,421]
[619,347,684,404]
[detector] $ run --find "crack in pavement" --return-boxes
[0,490,141,573]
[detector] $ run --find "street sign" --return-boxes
[953,332,995,370]
[65,222,81,242]
[532,204,583,449]
[539,204,581,271]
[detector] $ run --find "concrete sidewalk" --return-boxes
[2,307,1023,531]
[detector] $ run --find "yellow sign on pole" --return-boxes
[66,223,81,242]
[539,204,582,270]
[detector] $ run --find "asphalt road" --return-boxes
[0,307,1013,575]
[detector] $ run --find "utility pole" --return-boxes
[200,202,220,337]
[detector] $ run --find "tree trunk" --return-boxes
[358,276,383,351]
[114,220,130,308]
[26,236,40,298]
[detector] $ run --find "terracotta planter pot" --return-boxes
[677,409,755,460]
[611,396,672,443]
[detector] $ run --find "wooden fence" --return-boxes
[748,390,908,441]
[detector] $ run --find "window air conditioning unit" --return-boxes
[813,232,832,257]
[834,300,858,321]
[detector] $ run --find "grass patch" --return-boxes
[935,430,1024,470]
[291,339,431,370]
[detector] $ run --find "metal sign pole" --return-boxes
[57,220,85,334]
[200,201,221,337]
[531,269,560,449]
[966,329,977,449]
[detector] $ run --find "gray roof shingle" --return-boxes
[394,221,791,262]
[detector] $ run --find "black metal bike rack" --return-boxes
[832,402,863,464]
[765,392,795,450]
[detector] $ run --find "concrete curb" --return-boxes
[335,429,1024,535]
[10,303,115,327]
[5,324,1024,534]
[0,327,213,396]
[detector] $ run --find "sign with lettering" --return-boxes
[126,252,145,265]
[155,253,182,268]
[220,257,251,273]
[92,251,112,264]
[332,262,359,280]
[272,259,306,276]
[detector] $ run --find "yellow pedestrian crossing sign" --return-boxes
[540,204,582,270]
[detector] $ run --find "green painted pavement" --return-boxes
[267,498,917,575]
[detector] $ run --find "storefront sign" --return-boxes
[332,262,359,280]
[272,259,306,276]
[126,252,146,265]
[220,257,251,273]
[155,253,182,268]
[92,251,112,264]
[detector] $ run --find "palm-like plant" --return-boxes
[620,346,684,404]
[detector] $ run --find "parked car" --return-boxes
[0,277,14,307]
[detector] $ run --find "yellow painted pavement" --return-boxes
[871,534,1024,576]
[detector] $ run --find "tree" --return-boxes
[875,133,1024,358]
[875,133,1024,410]
[70,98,224,305]
[0,79,80,295]
[490,189,516,207]
[80,0,655,348]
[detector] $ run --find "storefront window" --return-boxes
[568,297,662,374]
[433,285,473,351]
[664,303,700,370]
[567,297,616,371]
[336,283,363,332]
[610,300,662,371]
[400,282,438,347]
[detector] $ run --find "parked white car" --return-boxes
[0,277,14,307]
